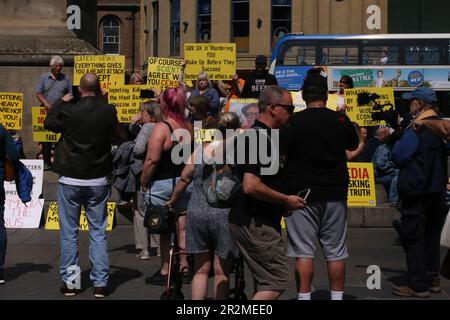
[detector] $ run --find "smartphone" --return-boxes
[297,188,311,201]
[140,89,155,99]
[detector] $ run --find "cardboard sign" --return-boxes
[147,57,183,91]
[108,85,154,123]
[0,93,23,130]
[344,87,394,127]
[73,55,125,92]
[194,129,222,143]
[45,202,116,231]
[228,99,259,129]
[4,160,44,229]
[291,92,339,113]
[184,43,236,81]
[347,162,377,207]
[31,107,61,142]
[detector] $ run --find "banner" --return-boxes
[331,66,450,91]
[184,43,236,81]
[45,202,116,231]
[228,99,259,129]
[147,57,183,91]
[275,66,315,91]
[73,55,125,92]
[108,85,154,123]
[31,107,61,142]
[4,160,44,228]
[0,93,23,130]
[347,162,377,207]
[291,92,339,112]
[344,87,394,127]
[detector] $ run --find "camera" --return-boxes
[140,89,155,99]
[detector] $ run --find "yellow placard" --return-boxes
[45,202,116,231]
[73,55,125,92]
[108,85,154,123]
[147,57,183,91]
[291,92,339,113]
[184,43,236,81]
[347,162,377,207]
[31,107,61,142]
[344,87,394,127]
[0,92,23,130]
[194,129,222,143]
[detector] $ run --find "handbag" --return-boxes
[441,209,450,249]
[144,204,175,235]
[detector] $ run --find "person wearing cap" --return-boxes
[281,69,359,300]
[391,87,447,298]
[240,55,278,99]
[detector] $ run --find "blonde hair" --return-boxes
[218,112,241,134]
[141,102,165,123]
[130,73,143,85]
[196,71,213,91]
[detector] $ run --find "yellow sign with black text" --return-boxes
[74,55,125,92]
[147,57,183,91]
[108,85,154,123]
[0,93,23,130]
[344,87,394,127]
[45,202,116,231]
[31,107,61,142]
[184,43,236,81]
[347,162,377,207]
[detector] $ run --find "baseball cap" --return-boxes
[402,87,437,104]
[255,55,267,65]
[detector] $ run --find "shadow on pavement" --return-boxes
[4,263,53,282]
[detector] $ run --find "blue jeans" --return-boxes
[0,187,6,268]
[376,174,399,203]
[57,183,110,287]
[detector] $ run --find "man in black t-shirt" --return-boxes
[229,85,306,300]
[240,55,278,99]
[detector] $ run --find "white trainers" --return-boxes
[136,250,150,260]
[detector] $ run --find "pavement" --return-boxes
[1,225,449,300]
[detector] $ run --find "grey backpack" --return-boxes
[206,163,242,209]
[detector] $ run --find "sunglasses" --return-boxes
[273,103,295,114]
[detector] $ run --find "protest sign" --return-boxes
[291,92,339,113]
[4,160,44,228]
[184,43,236,81]
[344,87,394,127]
[147,57,183,91]
[31,107,61,142]
[347,162,377,207]
[45,202,116,231]
[108,85,154,123]
[74,55,125,91]
[0,93,23,130]
[228,99,259,129]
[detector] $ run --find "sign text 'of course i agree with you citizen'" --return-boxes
[73,55,125,92]
[184,43,236,81]
[45,202,116,231]
[31,107,61,143]
[4,160,44,229]
[0,92,23,130]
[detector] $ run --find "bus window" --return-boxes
[405,45,442,65]
[362,46,399,65]
[276,43,316,66]
[320,46,358,65]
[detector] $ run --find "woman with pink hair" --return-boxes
[141,87,193,286]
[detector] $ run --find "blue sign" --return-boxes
[274,66,313,91]
[407,70,424,87]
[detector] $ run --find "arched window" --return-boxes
[102,17,120,55]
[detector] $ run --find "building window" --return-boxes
[102,17,120,55]
[272,0,291,46]
[232,0,249,53]
[198,0,211,43]
[170,0,181,56]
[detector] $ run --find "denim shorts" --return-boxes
[145,177,191,210]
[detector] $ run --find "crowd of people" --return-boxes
[0,54,449,300]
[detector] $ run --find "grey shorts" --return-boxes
[229,220,291,292]
[284,201,349,262]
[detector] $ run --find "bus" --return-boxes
[269,33,450,116]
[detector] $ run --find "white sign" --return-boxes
[4,160,44,229]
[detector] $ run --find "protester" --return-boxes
[0,126,20,284]
[372,135,399,203]
[140,87,193,286]
[130,73,144,85]
[187,95,218,129]
[166,112,241,300]
[239,55,278,99]
[44,73,118,298]
[229,85,306,300]
[36,55,72,170]
[346,122,366,161]
[359,127,391,162]
[187,71,220,115]
[336,75,354,112]
[282,71,359,301]
[391,87,447,298]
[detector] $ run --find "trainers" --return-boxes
[145,270,169,286]
[0,269,4,284]
[136,250,150,260]
[94,286,108,299]
[429,276,441,293]
[60,282,77,297]
[392,284,430,298]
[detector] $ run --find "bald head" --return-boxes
[79,73,100,95]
